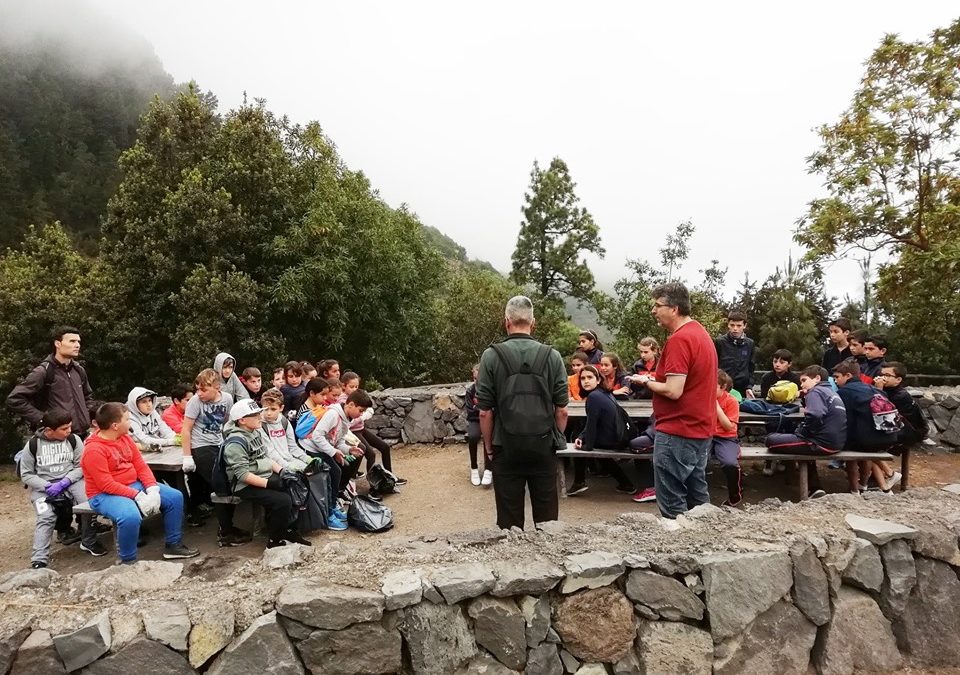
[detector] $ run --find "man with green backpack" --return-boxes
[477,296,569,530]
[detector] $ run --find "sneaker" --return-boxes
[393,477,408,486]
[228,526,252,542]
[30,561,47,569]
[481,470,493,486]
[858,482,869,493]
[762,461,775,477]
[266,539,287,549]
[567,483,588,496]
[808,489,827,499]
[885,471,902,491]
[333,508,348,520]
[776,462,787,473]
[80,540,108,557]
[285,530,313,546]
[198,503,215,515]
[721,498,743,508]
[57,529,81,545]
[632,487,657,503]
[827,459,843,470]
[118,559,137,565]
[615,484,635,495]
[186,513,206,528]
[327,516,348,531]
[355,471,365,479]
[163,543,200,559]
[218,530,247,548]
[92,519,113,534]
[366,491,383,503]
[470,469,481,486]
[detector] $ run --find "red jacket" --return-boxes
[161,404,185,434]
[81,432,157,500]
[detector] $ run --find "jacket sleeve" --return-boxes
[310,410,341,456]
[154,415,177,443]
[286,423,310,463]
[161,407,183,434]
[129,443,157,489]
[6,366,46,427]
[81,449,140,499]
[19,440,49,491]
[581,396,598,452]
[65,437,84,484]
[129,416,174,446]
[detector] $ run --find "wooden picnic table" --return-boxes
[566,400,803,424]
[140,445,185,472]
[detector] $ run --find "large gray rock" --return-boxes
[524,643,562,675]
[492,560,564,597]
[207,612,303,675]
[611,649,641,675]
[53,611,112,672]
[700,551,793,641]
[262,542,313,569]
[714,601,817,675]
[107,607,143,654]
[0,567,59,592]
[400,601,477,674]
[560,551,624,593]
[141,601,190,651]
[813,587,902,675]
[0,624,30,674]
[82,638,194,675]
[840,538,883,592]
[430,563,496,604]
[648,554,699,576]
[879,539,917,619]
[911,523,960,565]
[518,595,550,648]
[454,653,519,674]
[636,620,712,675]
[188,604,235,669]
[403,401,436,444]
[70,561,183,598]
[623,570,704,621]
[276,581,384,629]
[552,587,635,663]
[844,513,918,546]
[11,630,65,675]
[789,542,831,626]
[559,649,579,673]
[467,596,526,670]
[893,557,960,665]
[822,537,859,597]
[296,621,401,674]
[381,570,423,610]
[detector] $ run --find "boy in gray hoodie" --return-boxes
[19,408,106,567]
[214,352,250,402]
[222,399,311,548]
[302,390,372,508]
[259,388,311,471]
[126,387,177,449]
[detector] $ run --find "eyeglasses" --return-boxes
[651,302,671,309]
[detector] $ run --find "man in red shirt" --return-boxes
[633,283,718,517]
[81,402,199,563]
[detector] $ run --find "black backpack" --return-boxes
[491,342,556,448]
[212,435,244,497]
[367,464,398,494]
[34,360,89,414]
[16,434,82,481]
[613,400,637,449]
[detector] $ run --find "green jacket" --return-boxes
[476,333,569,449]
[222,422,273,489]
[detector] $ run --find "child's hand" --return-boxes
[574,438,582,449]
[333,451,345,465]
[349,447,364,459]
[745,389,755,399]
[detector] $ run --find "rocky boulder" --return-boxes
[813,587,902,675]
[789,541,831,626]
[52,611,112,672]
[636,620,712,675]
[400,601,477,674]
[893,557,960,665]
[82,638,194,675]
[276,581,384,629]
[552,586,635,663]
[700,551,793,641]
[468,596,526,670]
[624,570,704,621]
[297,622,402,674]
[714,601,816,675]
[207,611,304,675]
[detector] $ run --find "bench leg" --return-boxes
[900,447,910,491]
[798,462,809,501]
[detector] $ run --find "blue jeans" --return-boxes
[653,431,711,518]
[89,481,184,562]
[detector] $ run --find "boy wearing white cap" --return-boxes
[223,399,311,548]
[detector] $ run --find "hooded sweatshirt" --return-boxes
[81,432,157,499]
[261,416,310,471]
[301,403,350,457]
[837,380,896,450]
[214,352,250,402]
[795,382,847,451]
[222,421,273,490]
[19,432,84,491]
[126,387,177,447]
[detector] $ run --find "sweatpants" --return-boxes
[89,481,184,563]
[467,420,483,471]
[712,437,743,504]
[193,444,235,531]
[766,433,833,492]
[235,486,294,542]
[359,428,393,472]
[492,443,558,530]
[28,481,96,565]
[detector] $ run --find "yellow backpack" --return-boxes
[767,380,799,404]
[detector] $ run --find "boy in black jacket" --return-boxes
[714,311,755,398]
[875,362,928,448]
[760,349,802,399]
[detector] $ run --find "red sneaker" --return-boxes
[632,487,656,503]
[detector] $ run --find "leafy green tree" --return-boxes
[510,158,604,304]
[660,219,694,282]
[797,19,960,371]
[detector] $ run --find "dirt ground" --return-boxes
[2,443,960,576]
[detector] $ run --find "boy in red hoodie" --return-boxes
[81,402,199,564]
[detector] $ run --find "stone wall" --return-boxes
[2,488,960,673]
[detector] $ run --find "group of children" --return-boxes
[561,316,928,504]
[20,352,403,568]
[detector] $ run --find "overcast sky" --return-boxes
[44,2,960,300]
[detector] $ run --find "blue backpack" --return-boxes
[739,399,801,433]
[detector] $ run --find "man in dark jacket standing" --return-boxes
[714,311,755,398]
[7,326,93,435]
[477,296,569,530]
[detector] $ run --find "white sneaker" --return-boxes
[762,461,775,477]
[481,470,493,486]
[470,469,481,486]
[886,471,902,491]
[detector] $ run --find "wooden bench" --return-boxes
[556,444,903,501]
[566,401,803,426]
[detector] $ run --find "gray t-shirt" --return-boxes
[185,392,234,449]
